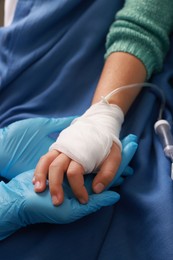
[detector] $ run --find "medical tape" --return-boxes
[49,101,124,173]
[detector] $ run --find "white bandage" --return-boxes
[49,101,124,173]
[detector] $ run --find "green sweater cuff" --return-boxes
[105,28,164,80]
[105,0,173,80]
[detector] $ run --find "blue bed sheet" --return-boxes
[0,0,173,259]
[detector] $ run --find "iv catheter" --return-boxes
[103,82,173,179]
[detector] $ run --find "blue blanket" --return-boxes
[0,0,173,259]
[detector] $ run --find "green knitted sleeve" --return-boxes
[105,0,173,79]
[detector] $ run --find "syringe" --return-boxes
[154,120,173,179]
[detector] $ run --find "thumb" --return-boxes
[121,166,134,177]
[118,142,138,176]
[121,134,138,148]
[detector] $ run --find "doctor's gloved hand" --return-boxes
[0,170,120,241]
[0,134,137,241]
[0,117,75,180]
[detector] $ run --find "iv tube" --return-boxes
[102,82,166,120]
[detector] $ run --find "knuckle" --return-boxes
[38,154,49,165]
[39,154,47,161]
[49,161,59,171]
[66,168,78,178]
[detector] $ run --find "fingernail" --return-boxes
[32,176,35,183]
[35,181,41,189]
[94,183,105,193]
[79,198,88,204]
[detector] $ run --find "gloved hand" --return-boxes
[0,134,137,241]
[108,134,137,187]
[0,117,75,180]
[0,117,133,184]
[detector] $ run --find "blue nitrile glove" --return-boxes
[108,134,138,187]
[0,170,119,241]
[0,135,138,241]
[0,117,75,180]
[0,117,135,186]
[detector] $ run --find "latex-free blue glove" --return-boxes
[0,134,137,241]
[0,117,75,180]
[0,117,134,186]
[0,170,119,241]
[109,134,138,187]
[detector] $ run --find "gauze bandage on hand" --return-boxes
[49,101,124,173]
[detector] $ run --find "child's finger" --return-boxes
[67,161,88,204]
[33,150,59,192]
[48,153,71,205]
[92,143,121,193]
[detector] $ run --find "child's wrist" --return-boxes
[49,101,124,173]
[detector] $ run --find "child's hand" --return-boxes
[33,142,121,205]
[33,102,125,205]
[33,134,138,205]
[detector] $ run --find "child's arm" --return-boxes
[33,52,146,206]
[92,52,146,112]
[90,52,146,192]
[33,0,173,206]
